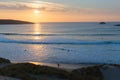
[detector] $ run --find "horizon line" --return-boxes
[1,19,120,23]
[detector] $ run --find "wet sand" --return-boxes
[29,61,96,71]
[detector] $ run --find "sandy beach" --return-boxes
[29,61,96,71]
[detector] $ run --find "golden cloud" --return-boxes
[0,1,68,12]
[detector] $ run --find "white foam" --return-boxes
[0,36,119,45]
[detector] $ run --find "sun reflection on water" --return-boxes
[34,23,41,40]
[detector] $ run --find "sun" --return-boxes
[34,9,40,14]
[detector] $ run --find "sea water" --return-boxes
[0,22,120,64]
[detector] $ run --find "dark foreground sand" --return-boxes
[0,57,120,80]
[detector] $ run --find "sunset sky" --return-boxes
[0,0,120,22]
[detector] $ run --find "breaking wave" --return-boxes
[0,36,119,45]
[0,33,119,36]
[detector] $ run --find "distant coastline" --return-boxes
[0,19,34,24]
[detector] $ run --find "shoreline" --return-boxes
[11,60,120,70]
[11,61,103,71]
[29,61,96,71]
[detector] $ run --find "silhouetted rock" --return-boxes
[0,19,34,24]
[114,24,120,26]
[99,22,106,24]
[70,65,103,80]
[0,63,69,80]
[0,57,11,63]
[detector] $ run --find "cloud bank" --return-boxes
[0,1,69,12]
[0,1,118,15]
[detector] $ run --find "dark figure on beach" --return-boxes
[24,49,27,52]
[57,64,60,68]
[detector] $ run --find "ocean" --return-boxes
[0,22,120,64]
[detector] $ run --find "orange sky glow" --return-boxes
[0,1,120,23]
